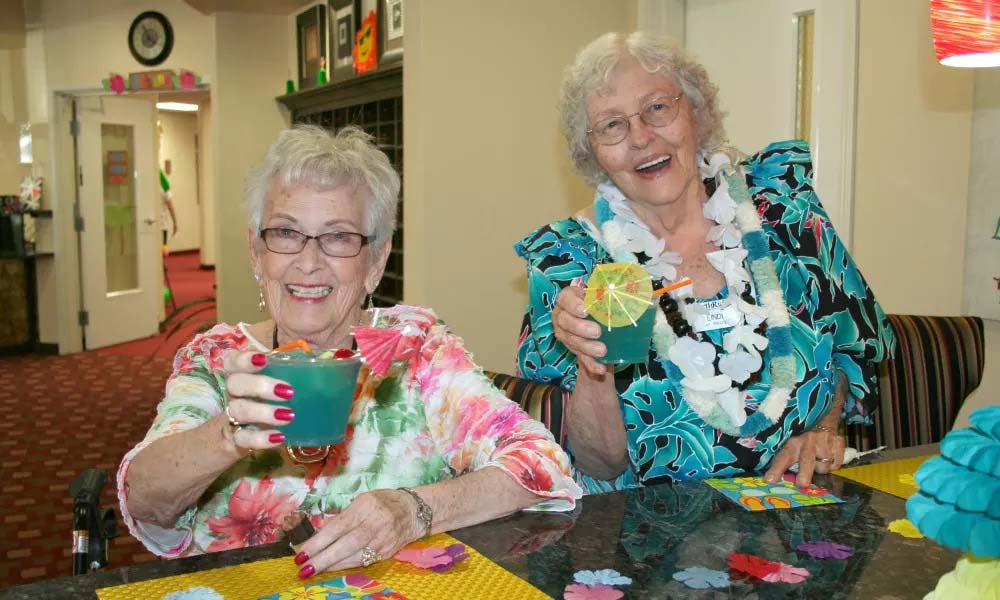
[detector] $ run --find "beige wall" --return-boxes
[404,0,632,372]
[198,100,216,266]
[852,0,974,316]
[213,12,290,325]
[158,110,201,252]
[31,0,215,93]
[0,47,30,193]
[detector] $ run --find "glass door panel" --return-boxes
[101,123,139,293]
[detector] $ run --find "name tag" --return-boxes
[692,299,742,333]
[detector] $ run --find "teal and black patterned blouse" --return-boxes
[514,141,896,493]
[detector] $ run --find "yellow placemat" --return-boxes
[97,533,549,600]
[835,455,934,499]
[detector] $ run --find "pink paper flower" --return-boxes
[109,74,125,95]
[796,540,853,559]
[179,70,197,89]
[761,562,810,584]
[394,543,468,572]
[563,584,624,600]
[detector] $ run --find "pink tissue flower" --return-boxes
[109,74,125,95]
[563,584,624,600]
[761,562,810,584]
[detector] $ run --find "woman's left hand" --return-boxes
[294,489,422,578]
[763,428,846,488]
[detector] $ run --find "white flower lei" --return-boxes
[592,153,797,437]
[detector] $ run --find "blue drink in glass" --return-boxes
[261,353,362,446]
[590,304,655,365]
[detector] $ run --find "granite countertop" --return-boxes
[0,448,956,599]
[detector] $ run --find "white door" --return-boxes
[76,95,160,349]
[684,0,858,247]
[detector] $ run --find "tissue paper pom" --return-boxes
[906,406,1000,558]
[924,554,1000,600]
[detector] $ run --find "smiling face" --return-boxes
[587,57,705,214]
[249,182,389,349]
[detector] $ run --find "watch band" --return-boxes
[399,487,432,538]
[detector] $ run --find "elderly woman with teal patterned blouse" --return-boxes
[515,32,895,493]
[118,125,581,579]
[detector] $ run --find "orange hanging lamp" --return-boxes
[930,0,1000,67]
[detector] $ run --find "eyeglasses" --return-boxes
[586,94,684,146]
[260,228,371,258]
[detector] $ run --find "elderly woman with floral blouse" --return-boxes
[119,125,581,579]
[516,32,895,493]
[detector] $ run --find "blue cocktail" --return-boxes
[261,352,362,446]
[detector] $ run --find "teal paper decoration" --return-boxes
[906,406,1000,558]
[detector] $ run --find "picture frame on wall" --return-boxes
[381,0,403,62]
[297,4,328,90]
[330,0,358,81]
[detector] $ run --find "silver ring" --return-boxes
[816,456,835,464]
[812,425,835,434]
[360,546,381,567]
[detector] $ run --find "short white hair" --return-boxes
[560,31,734,186]
[245,125,399,252]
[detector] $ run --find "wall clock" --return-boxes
[128,11,174,66]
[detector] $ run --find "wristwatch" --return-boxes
[399,487,433,538]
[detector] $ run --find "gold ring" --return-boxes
[360,546,381,567]
[816,456,835,464]
[225,404,241,428]
[812,425,834,434]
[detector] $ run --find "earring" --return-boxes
[255,273,266,312]
[366,294,374,311]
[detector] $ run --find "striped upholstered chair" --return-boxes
[488,315,987,452]
[485,371,568,447]
[846,314,986,450]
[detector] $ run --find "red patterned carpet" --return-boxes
[0,352,168,587]
[0,251,216,588]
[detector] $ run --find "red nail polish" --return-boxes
[298,564,315,579]
[268,433,286,444]
[274,408,295,421]
[294,551,309,565]
[251,353,267,367]
[274,383,294,399]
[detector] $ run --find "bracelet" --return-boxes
[398,487,433,538]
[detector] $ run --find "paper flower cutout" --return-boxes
[163,588,224,600]
[672,566,730,589]
[109,74,126,94]
[888,518,925,539]
[727,552,780,579]
[573,569,632,587]
[563,584,623,600]
[796,540,853,559]
[394,544,468,572]
[762,562,810,584]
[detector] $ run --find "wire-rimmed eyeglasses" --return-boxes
[260,228,371,258]
[586,94,684,146]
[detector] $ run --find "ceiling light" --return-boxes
[156,102,199,112]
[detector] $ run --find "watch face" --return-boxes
[128,12,173,66]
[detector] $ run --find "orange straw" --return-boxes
[273,339,313,354]
[652,278,693,297]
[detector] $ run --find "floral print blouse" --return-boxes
[515,141,896,493]
[118,305,581,558]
